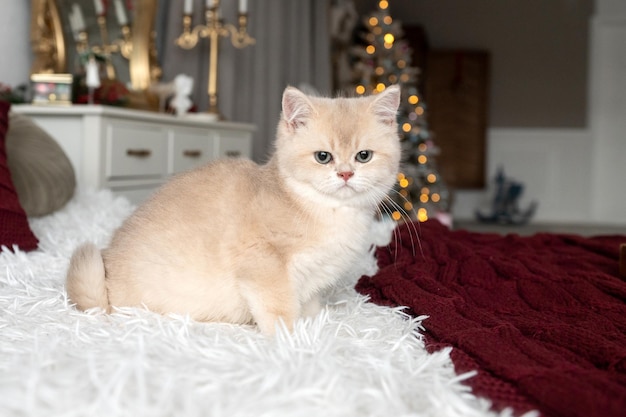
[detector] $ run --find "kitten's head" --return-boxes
[275,85,401,209]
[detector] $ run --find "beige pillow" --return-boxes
[5,112,76,217]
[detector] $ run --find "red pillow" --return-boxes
[0,100,38,251]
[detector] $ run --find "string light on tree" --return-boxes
[348,0,451,224]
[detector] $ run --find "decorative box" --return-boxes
[30,73,73,105]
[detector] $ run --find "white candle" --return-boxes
[183,0,193,14]
[86,56,101,89]
[239,0,248,13]
[206,0,215,9]
[114,0,128,25]
[73,3,85,31]
[93,0,105,16]
[68,9,77,34]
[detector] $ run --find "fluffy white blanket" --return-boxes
[0,189,524,417]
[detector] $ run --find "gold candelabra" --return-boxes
[84,16,133,80]
[175,0,255,116]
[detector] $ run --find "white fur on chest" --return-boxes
[289,207,373,303]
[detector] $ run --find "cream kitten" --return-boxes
[66,85,401,334]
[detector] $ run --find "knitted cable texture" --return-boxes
[357,219,626,417]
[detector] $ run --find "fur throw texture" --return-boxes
[0,189,533,417]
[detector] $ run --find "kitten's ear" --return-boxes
[282,86,315,131]
[370,84,401,125]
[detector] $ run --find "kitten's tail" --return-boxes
[66,242,110,312]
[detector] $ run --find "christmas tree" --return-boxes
[348,0,451,224]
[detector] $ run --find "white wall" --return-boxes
[453,0,626,226]
[454,129,594,223]
[588,0,626,223]
[0,2,31,87]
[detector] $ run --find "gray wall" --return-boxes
[0,3,31,87]
[355,0,594,128]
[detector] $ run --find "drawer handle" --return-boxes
[183,149,202,158]
[126,149,152,158]
[225,150,241,158]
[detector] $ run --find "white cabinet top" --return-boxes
[12,104,257,133]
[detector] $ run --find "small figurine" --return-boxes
[476,166,537,225]
[171,74,194,116]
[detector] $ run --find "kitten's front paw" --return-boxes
[302,297,322,318]
[257,316,294,336]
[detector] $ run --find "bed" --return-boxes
[0,188,517,417]
[357,219,626,417]
[2,104,625,416]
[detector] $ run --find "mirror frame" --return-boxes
[29,0,160,92]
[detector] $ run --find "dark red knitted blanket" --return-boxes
[356,220,626,417]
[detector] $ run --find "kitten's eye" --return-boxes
[355,150,373,163]
[314,151,333,164]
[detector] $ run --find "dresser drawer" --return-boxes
[106,124,168,179]
[170,130,214,174]
[11,104,254,206]
[215,130,252,159]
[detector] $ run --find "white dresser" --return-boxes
[12,105,255,204]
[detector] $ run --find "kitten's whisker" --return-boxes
[381,194,421,259]
[361,179,420,262]
[380,199,409,263]
[376,199,401,265]
[385,189,424,259]
[358,178,421,260]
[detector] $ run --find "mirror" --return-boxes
[30,0,161,106]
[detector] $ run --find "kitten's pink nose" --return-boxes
[337,171,354,182]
